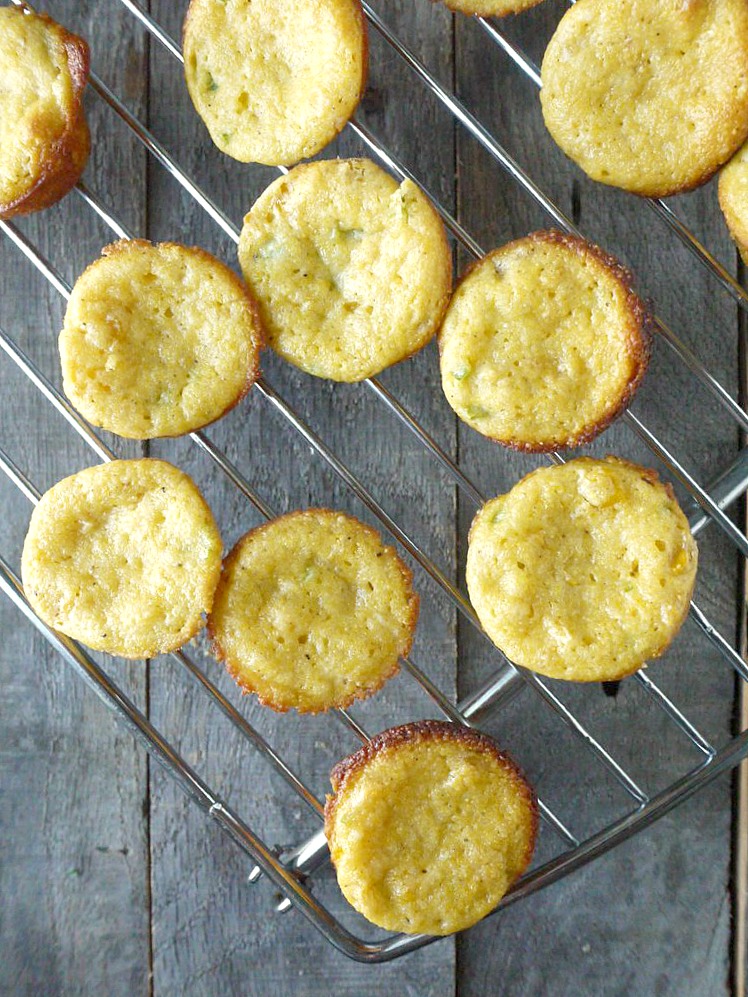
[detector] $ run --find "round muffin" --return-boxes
[325,720,537,936]
[719,140,748,264]
[183,0,367,166]
[466,457,698,682]
[21,459,223,659]
[238,158,452,382]
[59,239,263,440]
[438,231,651,451]
[437,0,546,15]
[0,6,90,219]
[540,0,748,197]
[208,509,418,713]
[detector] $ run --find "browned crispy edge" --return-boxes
[207,508,419,713]
[438,229,653,452]
[588,104,748,199]
[61,238,264,439]
[718,158,748,265]
[22,457,223,659]
[0,6,91,219]
[378,167,454,380]
[182,0,369,167]
[566,142,748,201]
[539,0,748,199]
[129,459,224,657]
[436,0,546,17]
[238,156,453,381]
[324,719,539,892]
[466,455,698,682]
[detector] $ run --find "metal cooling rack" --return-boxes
[2,0,748,963]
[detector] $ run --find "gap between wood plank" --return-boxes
[734,255,748,997]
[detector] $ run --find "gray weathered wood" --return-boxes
[0,0,744,993]
[144,1,457,993]
[0,2,150,994]
[455,2,739,994]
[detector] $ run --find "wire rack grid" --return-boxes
[1,0,747,965]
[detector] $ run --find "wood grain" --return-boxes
[0,2,150,995]
[734,304,747,997]
[144,1,457,993]
[0,0,744,994]
[455,3,739,994]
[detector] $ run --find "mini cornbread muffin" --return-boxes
[0,6,90,218]
[439,231,651,451]
[466,457,698,683]
[209,509,418,712]
[59,239,263,440]
[325,720,537,936]
[540,0,748,197]
[183,0,367,166]
[238,158,452,381]
[21,459,223,659]
[436,0,546,15]
[719,141,748,264]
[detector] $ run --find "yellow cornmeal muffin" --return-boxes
[437,0,546,15]
[466,457,698,683]
[209,509,418,713]
[59,240,263,440]
[439,231,651,451]
[325,720,538,936]
[238,158,452,382]
[183,0,367,167]
[540,0,748,198]
[719,141,748,264]
[0,6,90,218]
[21,459,223,659]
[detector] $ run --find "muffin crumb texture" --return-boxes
[209,509,418,712]
[719,139,748,264]
[325,720,537,935]
[438,0,546,15]
[0,6,90,218]
[540,0,748,196]
[60,239,263,440]
[21,459,223,658]
[183,0,367,166]
[439,230,651,450]
[466,457,698,682]
[239,158,452,381]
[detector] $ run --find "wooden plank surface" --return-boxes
[455,4,740,994]
[0,0,743,994]
[0,3,151,994]
[145,4,456,993]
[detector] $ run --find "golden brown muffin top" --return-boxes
[60,239,263,440]
[467,457,698,682]
[541,0,748,197]
[238,158,452,382]
[439,231,651,451]
[209,509,418,713]
[719,140,748,265]
[183,0,367,166]
[325,720,537,935]
[21,459,223,659]
[437,0,546,15]
[0,6,90,217]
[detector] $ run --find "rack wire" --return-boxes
[1,0,747,963]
